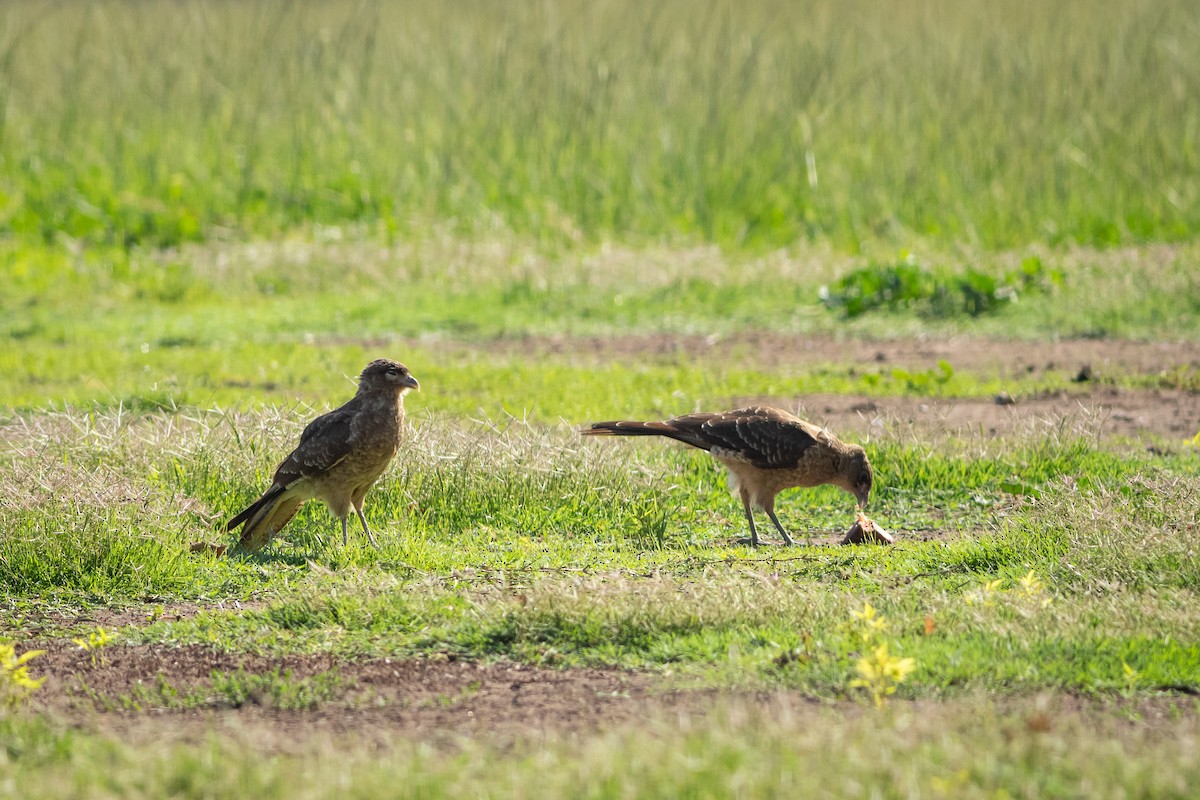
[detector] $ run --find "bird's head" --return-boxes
[360,359,420,393]
[841,445,873,508]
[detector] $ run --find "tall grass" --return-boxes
[1,0,1196,251]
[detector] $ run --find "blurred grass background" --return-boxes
[2,0,1199,410]
[1,0,1196,252]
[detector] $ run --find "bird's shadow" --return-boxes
[223,547,312,567]
[221,528,338,566]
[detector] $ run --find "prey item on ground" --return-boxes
[841,512,894,545]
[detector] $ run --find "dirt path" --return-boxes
[29,642,658,745]
[25,636,1198,752]
[776,388,1199,443]
[472,332,1199,377]
[433,333,1199,442]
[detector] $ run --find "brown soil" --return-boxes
[24,634,1198,754]
[466,333,1199,443]
[475,332,1200,376]
[13,604,682,747]
[781,387,1199,443]
[29,640,676,749]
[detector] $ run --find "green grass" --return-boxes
[3,241,1196,795]
[0,342,1068,418]
[3,407,1198,700]
[3,349,1197,796]
[4,697,1200,799]
[75,668,349,714]
[2,0,1197,251]
[2,237,1199,413]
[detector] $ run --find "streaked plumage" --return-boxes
[583,405,872,546]
[226,359,419,551]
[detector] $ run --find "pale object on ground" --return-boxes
[840,512,895,545]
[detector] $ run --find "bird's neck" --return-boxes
[832,445,862,473]
[828,439,855,459]
[356,386,407,409]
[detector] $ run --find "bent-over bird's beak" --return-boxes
[402,374,420,392]
[855,488,870,509]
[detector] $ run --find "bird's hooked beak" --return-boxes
[855,487,870,509]
[401,374,420,392]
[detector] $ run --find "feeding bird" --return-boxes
[583,405,872,546]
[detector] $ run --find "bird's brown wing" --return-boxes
[586,406,821,469]
[269,400,361,487]
[225,404,358,534]
[691,407,820,470]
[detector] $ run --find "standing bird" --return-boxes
[582,406,872,547]
[226,359,420,552]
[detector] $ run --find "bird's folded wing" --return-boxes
[271,404,358,486]
[700,414,819,470]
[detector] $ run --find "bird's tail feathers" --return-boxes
[225,485,283,532]
[237,495,304,552]
[227,486,303,552]
[583,420,711,451]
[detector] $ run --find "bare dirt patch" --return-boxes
[28,641,679,749]
[783,388,1200,444]
[461,333,1198,443]
[23,640,1200,754]
[466,332,1199,376]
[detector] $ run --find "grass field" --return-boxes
[3,1,1200,797]
[2,0,1198,251]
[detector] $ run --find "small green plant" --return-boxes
[819,257,1061,320]
[73,627,114,667]
[1,640,46,710]
[850,642,918,709]
[622,495,676,550]
[210,668,346,711]
[889,360,955,392]
[426,680,482,709]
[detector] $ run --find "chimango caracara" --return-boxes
[226,358,419,551]
[583,406,872,546]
